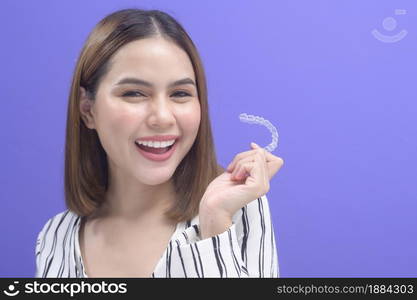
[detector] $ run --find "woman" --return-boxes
[35,8,284,278]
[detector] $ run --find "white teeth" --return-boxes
[136,139,176,148]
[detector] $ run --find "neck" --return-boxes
[94,167,177,224]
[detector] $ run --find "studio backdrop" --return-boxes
[1,0,416,277]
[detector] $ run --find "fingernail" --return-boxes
[251,142,259,148]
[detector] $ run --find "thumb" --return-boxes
[251,142,260,149]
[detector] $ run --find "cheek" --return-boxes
[95,105,138,150]
[179,103,201,135]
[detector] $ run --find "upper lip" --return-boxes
[136,135,180,142]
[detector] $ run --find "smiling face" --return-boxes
[79,37,201,186]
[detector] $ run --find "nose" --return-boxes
[147,96,176,128]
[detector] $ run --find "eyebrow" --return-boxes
[115,77,196,88]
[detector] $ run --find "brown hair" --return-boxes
[64,8,225,223]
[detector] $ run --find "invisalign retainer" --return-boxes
[239,113,278,152]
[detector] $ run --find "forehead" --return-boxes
[104,37,195,84]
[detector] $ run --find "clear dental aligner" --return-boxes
[239,113,279,153]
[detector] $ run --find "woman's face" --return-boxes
[80,37,201,186]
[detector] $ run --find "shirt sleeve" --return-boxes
[35,218,54,278]
[236,194,279,277]
[164,194,279,278]
[34,218,52,277]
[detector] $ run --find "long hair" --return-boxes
[64,8,225,223]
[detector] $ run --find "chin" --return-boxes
[136,170,175,186]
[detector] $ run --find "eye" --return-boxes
[122,91,145,97]
[171,91,191,98]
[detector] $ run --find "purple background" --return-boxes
[1,0,416,277]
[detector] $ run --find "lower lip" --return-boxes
[135,140,178,162]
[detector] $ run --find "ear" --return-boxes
[79,86,96,129]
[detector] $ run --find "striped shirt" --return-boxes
[35,195,279,278]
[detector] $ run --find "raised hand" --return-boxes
[199,142,284,239]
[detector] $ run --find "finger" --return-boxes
[234,151,264,182]
[251,143,285,177]
[231,154,255,180]
[267,159,284,179]
[267,152,284,165]
[251,142,269,161]
[231,151,284,181]
[233,164,253,181]
[243,151,269,194]
[252,149,269,187]
[227,149,257,172]
[231,163,245,181]
[226,143,266,172]
[251,142,284,165]
[229,151,265,179]
[230,156,254,178]
[232,159,255,182]
[254,147,269,184]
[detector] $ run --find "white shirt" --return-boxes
[35,194,279,278]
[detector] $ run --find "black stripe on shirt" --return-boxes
[182,231,200,277]
[68,217,78,277]
[192,225,200,238]
[194,225,205,276]
[242,265,249,276]
[240,206,249,266]
[42,211,70,277]
[175,240,187,278]
[57,214,76,277]
[166,242,172,278]
[194,243,204,278]
[182,232,189,243]
[227,228,241,277]
[216,235,228,277]
[189,243,200,278]
[258,198,266,277]
[212,237,223,277]
[36,217,53,270]
[39,217,54,254]
[73,217,82,278]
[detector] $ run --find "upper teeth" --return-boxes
[136,139,176,148]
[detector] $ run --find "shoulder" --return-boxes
[36,209,81,247]
[35,209,82,277]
